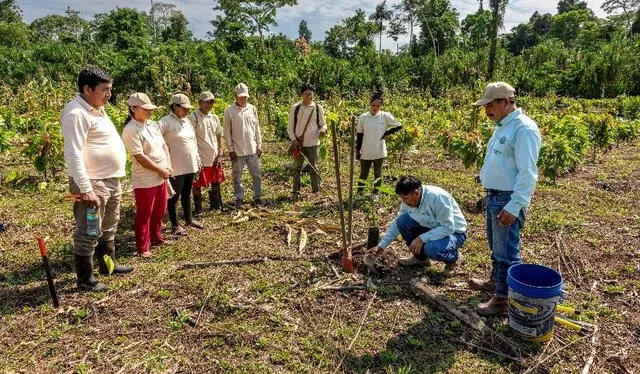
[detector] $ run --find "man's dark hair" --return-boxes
[299,83,315,94]
[370,92,383,104]
[395,175,422,195]
[77,67,112,93]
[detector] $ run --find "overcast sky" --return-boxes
[17,0,608,50]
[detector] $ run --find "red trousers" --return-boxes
[193,165,225,188]
[133,182,167,253]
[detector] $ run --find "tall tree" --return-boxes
[298,19,311,41]
[393,0,421,53]
[161,11,192,42]
[29,7,90,42]
[387,17,407,53]
[416,0,459,56]
[0,0,21,23]
[149,2,176,43]
[557,0,588,14]
[601,0,640,30]
[461,9,492,49]
[488,0,509,79]
[209,1,249,50]
[549,8,597,45]
[531,11,553,35]
[94,8,149,50]
[211,0,297,39]
[324,9,378,57]
[370,1,393,52]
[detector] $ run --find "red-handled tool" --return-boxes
[37,237,60,308]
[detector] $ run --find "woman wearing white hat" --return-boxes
[156,93,203,235]
[121,93,172,257]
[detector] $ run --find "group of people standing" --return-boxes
[61,66,541,319]
[60,67,402,291]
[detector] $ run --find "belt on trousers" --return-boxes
[485,189,513,195]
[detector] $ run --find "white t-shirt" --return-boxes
[189,110,222,167]
[60,95,126,193]
[156,113,200,176]
[122,119,169,189]
[356,111,400,160]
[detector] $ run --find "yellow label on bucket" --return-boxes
[509,298,539,315]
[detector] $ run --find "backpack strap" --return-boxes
[293,103,301,133]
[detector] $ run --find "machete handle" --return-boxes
[37,237,47,257]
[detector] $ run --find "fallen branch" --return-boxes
[454,338,521,361]
[410,277,521,359]
[320,285,367,291]
[580,325,599,374]
[522,333,591,374]
[179,256,299,269]
[607,356,633,374]
[333,291,377,374]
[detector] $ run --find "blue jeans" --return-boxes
[486,191,526,298]
[396,213,466,264]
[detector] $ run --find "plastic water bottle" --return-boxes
[86,207,99,237]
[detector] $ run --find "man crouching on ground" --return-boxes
[369,175,467,275]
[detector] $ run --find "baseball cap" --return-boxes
[199,91,215,102]
[234,83,249,98]
[127,93,159,110]
[473,82,516,107]
[170,93,194,109]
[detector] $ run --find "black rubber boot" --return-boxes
[209,184,222,211]
[193,187,204,217]
[75,254,108,292]
[96,241,133,275]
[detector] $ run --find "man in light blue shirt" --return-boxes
[370,176,467,274]
[469,82,542,316]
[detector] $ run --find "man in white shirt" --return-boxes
[60,67,132,292]
[223,83,263,207]
[287,84,326,200]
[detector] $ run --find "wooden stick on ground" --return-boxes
[179,256,299,269]
[522,333,591,374]
[581,325,599,374]
[410,277,521,358]
[333,291,377,374]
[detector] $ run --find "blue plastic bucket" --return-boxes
[507,264,563,342]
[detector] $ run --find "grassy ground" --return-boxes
[0,138,638,374]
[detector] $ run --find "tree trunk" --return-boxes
[409,20,414,52]
[379,21,383,53]
[424,19,438,55]
[488,4,500,80]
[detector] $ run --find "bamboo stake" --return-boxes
[347,115,356,247]
[331,121,352,272]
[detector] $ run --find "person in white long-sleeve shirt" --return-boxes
[287,83,326,199]
[60,67,132,292]
[223,83,263,206]
[369,175,467,275]
[469,82,542,316]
